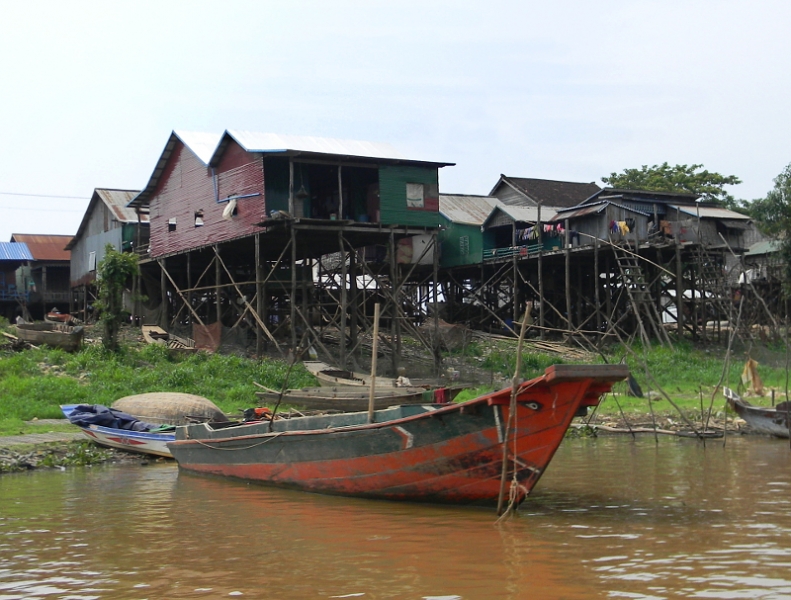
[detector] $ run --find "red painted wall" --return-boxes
[148,139,266,257]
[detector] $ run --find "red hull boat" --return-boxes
[168,364,628,507]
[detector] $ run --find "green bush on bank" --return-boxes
[0,336,316,431]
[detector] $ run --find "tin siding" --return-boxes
[148,139,265,257]
[439,219,485,268]
[69,200,126,286]
[379,165,440,228]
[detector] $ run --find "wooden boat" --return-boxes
[141,324,197,354]
[725,387,791,438]
[15,322,84,352]
[45,309,75,324]
[168,364,628,507]
[303,360,401,388]
[255,385,464,412]
[61,404,175,458]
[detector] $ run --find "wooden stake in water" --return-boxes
[367,303,381,424]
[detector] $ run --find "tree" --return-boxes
[749,162,791,288]
[602,162,742,207]
[96,244,139,352]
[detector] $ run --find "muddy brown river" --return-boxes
[1,435,790,599]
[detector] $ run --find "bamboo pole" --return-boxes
[367,302,381,424]
[496,312,530,517]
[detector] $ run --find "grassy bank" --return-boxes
[2,321,789,436]
[0,332,315,435]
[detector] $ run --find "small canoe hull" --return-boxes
[61,404,174,457]
[170,364,629,507]
[303,361,400,388]
[141,325,197,354]
[725,388,791,438]
[16,323,84,352]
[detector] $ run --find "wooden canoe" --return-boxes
[255,385,464,412]
[303,360,414,388]
[141,325,197,354]
[725,387,791,438]
[15,322,84,352]
[61,404,175,458]
[168,364,629,508]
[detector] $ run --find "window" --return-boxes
[88,251,96,272]
[459,235,469,256]
[194,210,204,227]
[406,183,424,208]
[168,218,177,232]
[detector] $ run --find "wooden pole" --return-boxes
[338,165,343,220]
[595,237,601,332]
[339,230,348,368]
[367,302,381,424]
[256,234,263,356]
[288,158,294,215]
[433,231,441,375]
[160,258,168,329]
[291,225,297,350]
[538,202,545,339]
[676,237,684,337]
[564,218,571,334]
[349,245,358,357]
[214,247,221,326]
[389,230,400,375]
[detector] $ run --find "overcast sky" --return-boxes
[1,0,789,242]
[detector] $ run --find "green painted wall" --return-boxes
[379,165,441,227]
[439,216,485,268]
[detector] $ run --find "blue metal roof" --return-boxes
[0,242,34,261]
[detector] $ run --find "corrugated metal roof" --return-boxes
[228,130,405,160]
[9,234,71,261]
[67,189,145,249]
[131,129,453,209]
[174,130,223,165]
[483,204,557,228]
[671,205,751,219]
[439,194,501,225]
[552,203,608,220]
[0,242,34,261]
[96,189,145,223]
[745,240,781,256]
[129,131,221,208]
[222,130,454,167]
[552,199,652,221]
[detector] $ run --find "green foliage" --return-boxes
[96,245,139,352]
[0,336,317,426]
[482,350,560,378]
[748,162,791,291]
[602,162,742,206]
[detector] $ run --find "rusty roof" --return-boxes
[10,234,72,261]
[439,194,501,225]
[66,188,145,250]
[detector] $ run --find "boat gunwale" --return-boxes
[171,365,629,447]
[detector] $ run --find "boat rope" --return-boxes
[189,431,288,451]
[496,314,530,518]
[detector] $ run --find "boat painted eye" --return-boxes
[525,402,541,411]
